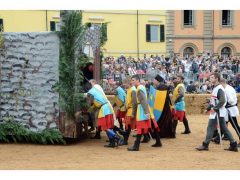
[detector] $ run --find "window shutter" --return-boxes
[146,24,151,42]
[50,21,56,31]
[160,25,165,42]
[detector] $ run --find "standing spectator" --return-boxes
[191,60,199,81]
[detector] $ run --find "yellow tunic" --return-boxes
[126,86,136,117]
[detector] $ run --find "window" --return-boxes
[146,24,165,42]
[50,21,56,31]
[184,10,193,26]
[150,25,158,41]
[50,21,60,31]
[222,10,231,26]
[221,47,231,58]
[183,47,194,58]
[0,19,3,32]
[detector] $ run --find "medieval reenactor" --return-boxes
[172,75,191,138]
[118,78,137,145]
[87,79,120,148]
[112,83,127,130]
[152,74,174,138]
[196,73,238,152]
[127,75,152,151]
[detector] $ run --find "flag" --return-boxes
[148,85,167,122]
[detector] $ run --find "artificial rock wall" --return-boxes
[0,32,59,132]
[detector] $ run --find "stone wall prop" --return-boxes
[0,32,59,132]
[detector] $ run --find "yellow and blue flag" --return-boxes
[148,85,167,122]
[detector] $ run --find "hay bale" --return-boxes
[185,94,211,115]
[107,94,240,115]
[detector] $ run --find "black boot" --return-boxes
[141,134,150,143]
[120,123,124,130]
[104,138,115,148]
[115,134,123,147]
[118,118,124,130]
[172,120,178,138]
[104,135,121,148]
[91,129,101,139]
[127,134,141,151]
[152,132,162,147]
[181,118,191,134]
[196,142,209,151]
[224,141,238,152]
[119,129,130,146]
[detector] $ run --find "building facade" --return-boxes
[166,10,240,58]
[82,10,167,58]
[0,10,60,32]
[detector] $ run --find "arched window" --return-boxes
[183,47,194,59]
[221,47,231,58]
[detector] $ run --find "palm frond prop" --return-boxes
[0,121,66,144]
[56,10,89,120]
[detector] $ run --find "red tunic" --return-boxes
[125,116,136,130]
[97,114,114,131]
[136,119,151,134]
[172,109,185,122]
[116,110,127,119]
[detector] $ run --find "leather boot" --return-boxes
[152,132,162,147]
[91,129,101,139]
[119,129,130,146]
[141,134,150,143]
[181,117,191,134]
[172,120,178,138]
[119,123,124,130]
[196,142,209,151]
[118,118,124,130]
[224,141,238,152]
[104,139,115,148]
[127,134,141,151]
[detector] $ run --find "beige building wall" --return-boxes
[174,10,204,36]
[214,39,240,56]
[213,11,240,56]
[174,39,203,55]
[167,10,240,57]
[214,11,240,36]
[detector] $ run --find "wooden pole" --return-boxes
[94,48,101,83]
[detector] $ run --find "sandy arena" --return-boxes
[0,115,240,170]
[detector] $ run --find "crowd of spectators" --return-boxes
[100,54,240,94]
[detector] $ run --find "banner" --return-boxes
[148,85,167,122]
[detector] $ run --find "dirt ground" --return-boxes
[0,115,240,170]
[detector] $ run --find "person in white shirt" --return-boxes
[220,78,240,147]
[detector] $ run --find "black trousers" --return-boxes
[228,115,240,139]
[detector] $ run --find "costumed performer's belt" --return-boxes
[226,103,238,108]
[98,102,108,108]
